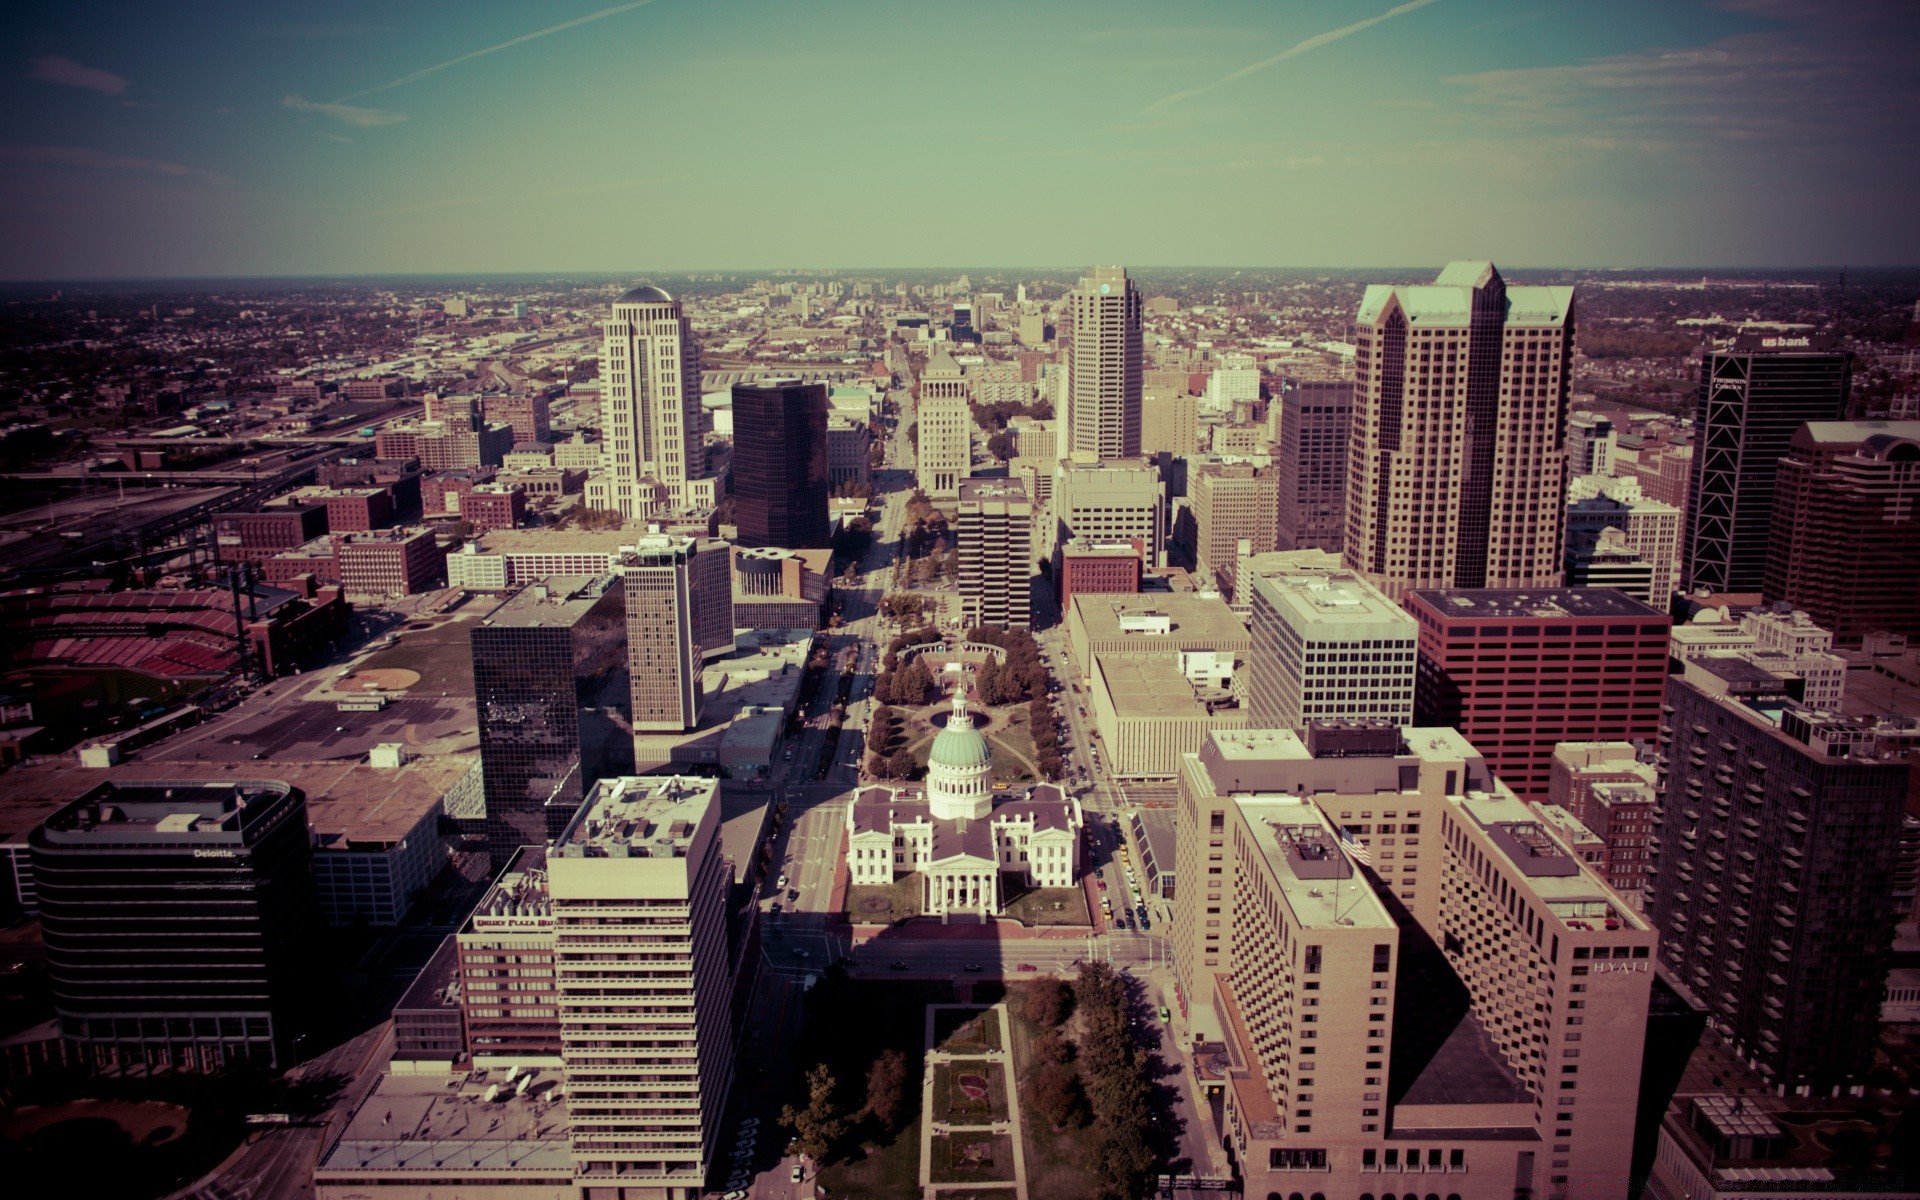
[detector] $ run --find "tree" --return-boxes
[1021,977,1073,1028]
[987,430,1016,462]
[780,1063,849,1163]
[1028,1061,1088,1130]
[885,748,917,779]
[862,1049,911,1133]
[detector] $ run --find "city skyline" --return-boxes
[3,0,1918,278]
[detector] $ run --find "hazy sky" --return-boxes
[3,0,1916,278]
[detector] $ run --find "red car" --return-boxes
[1017,964,1037,972]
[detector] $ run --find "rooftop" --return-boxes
[1455,788,1649,930]
[1093,653,1228,718]
[316,1068,571,1179]
[1407,587,1668,620]
[957,477,1029,504]
[1235,796,1392,929]
[555,774,716,859]
[1072,591,1247,647]
[482,574,617,627]
[1251,569,1414,634]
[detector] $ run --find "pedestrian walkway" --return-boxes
[917,1002,1028,1200]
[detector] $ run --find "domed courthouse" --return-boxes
[846,688,1083,917]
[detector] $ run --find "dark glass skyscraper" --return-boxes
[30,779,318,1074]
[1274,377,1352,553]
[472,575,630,861]
[1681,332,1852,593]
[732,379,830,548]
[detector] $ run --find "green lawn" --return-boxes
[930,1060,1010,1126]
[1002,884,1092,928]
[845,874,924,924]
[1005,991,1103,1199]
[933,1007,1002,1055]
[816,1131,923,1200]
[928,1131,1017,1184]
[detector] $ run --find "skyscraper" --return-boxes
[1064,265,1142,462]
[1763,419,1920,644]
[1190,460,1279,603]
[472,576,631,859]
[31,779,318,1074]
[1649,670,1914,1093]
[549,775,736,1195]
[731,379,830,548]
[1346,261,1575,599]
[1172,724,1654,1197]
[1275,378,1353,554]
[1405,587,1670,800]
[601,284,712,517]
[956,476,1033,629]
[1682,332,1852,593]
[1243,565,1416,733]
[622,535,709,732]
[914,349,972,496]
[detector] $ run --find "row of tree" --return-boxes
[1065,962,1161,1199]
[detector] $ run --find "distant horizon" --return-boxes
[4,263,1916,289]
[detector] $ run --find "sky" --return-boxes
[2,0,1917,278]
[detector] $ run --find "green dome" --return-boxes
[929,717,991,770]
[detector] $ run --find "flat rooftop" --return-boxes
[462,527,634,555]
[1072,591,1247,646]
[957,477,1029,503]
[1234,796,1393,929]
[482,574,616,627]
[316,1067,571,1178]
[1094,654,1219,717]
[1408,587,1666,620]
[1456,788,1649,930]
[1249,569,1414,634]
[556,775,716,858]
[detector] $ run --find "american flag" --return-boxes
[1340,829,1373,867]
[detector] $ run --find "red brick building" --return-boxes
[455,484,526,534]
[478,393,552,445]
[270,486,392,532]
[262,537,340,587]
[214,505,328,563]
[423,468,497,516]
[1404,588,1671,800]
[336,529,446,598]
[1547,741,1659,901]
[1057,539,1141,612]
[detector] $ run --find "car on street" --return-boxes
[777,874,788,889]
[963,963,983,973]
[791,1164,804,1182]
[889,960,909,971]
[794,948,809,959]
[1017,963,1037,972]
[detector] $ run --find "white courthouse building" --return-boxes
[846,690,1082,916]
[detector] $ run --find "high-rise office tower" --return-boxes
[622,535,709,732]
[1243,564,1415,733]
[1567,411,1616,476]
[31,779,318,1073]
[1405,588,1670,800]
[1190,461,1278,602]
[1346,261,1575,599]
[601,285,712,517]
[472,575,631,859]
[1050,460,1164,567]
[732,379,830,549]
[1682,332,1853,593]
[549,775,735,1197]
[1173,724,1654,1197]
[915,349,972,496]
[956,477,1032,629]
[1763,419,1920,645]
[1565,474,1682,606]
[1064,265,1142,462]
[1649,670,1914,1093]
[1275,378,1353,554]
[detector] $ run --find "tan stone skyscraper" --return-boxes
[915,347,971,496]
[601,284,712,517]
[1064,265,1142,462]
[1345,261,1574,599]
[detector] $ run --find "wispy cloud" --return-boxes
[281,94,408,127]
[1225,155,1327,171]
[0,143,224,180]
[336,0,658,101]
[319,132,354,143]
[1146,0,1441,112]
[29,54,129,95]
